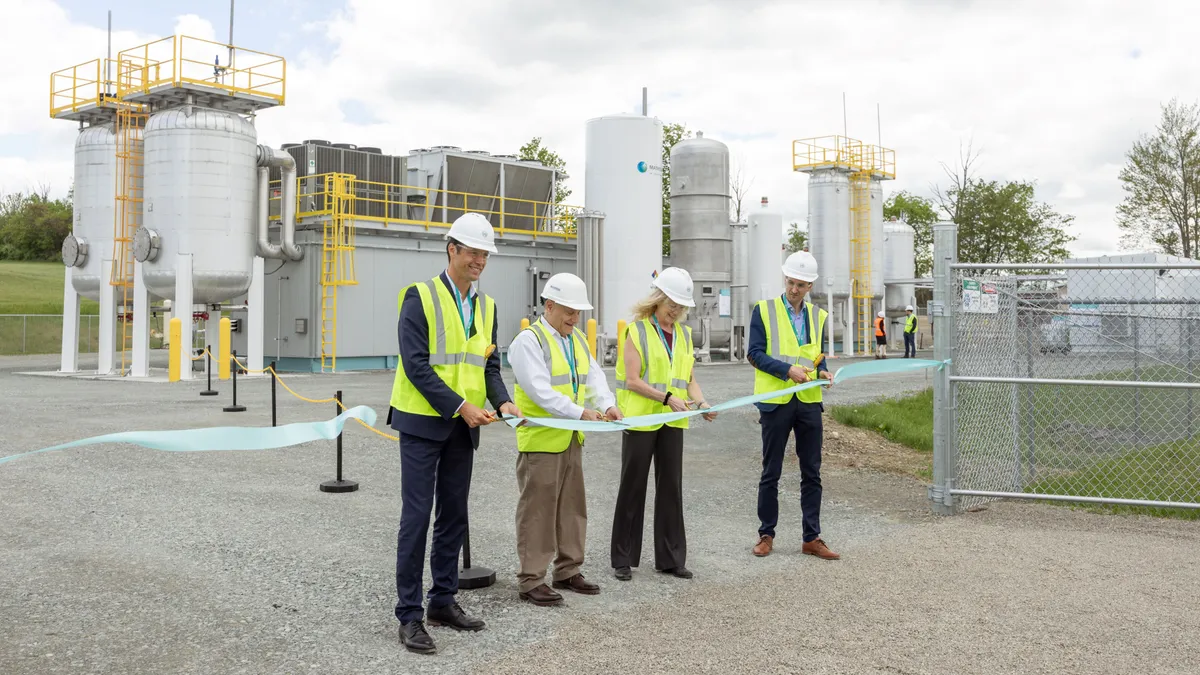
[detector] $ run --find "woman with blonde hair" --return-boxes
[610,267,716,582]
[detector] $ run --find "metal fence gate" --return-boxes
[929,222,1200,514]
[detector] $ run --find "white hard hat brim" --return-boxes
[655,284,696,307]
[549,298,593,311]
[445,231,498,254]
[781,264,819,283]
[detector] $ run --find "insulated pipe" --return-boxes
[256,145,303,261]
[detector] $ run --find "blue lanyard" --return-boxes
[561,332,579,396]
[782,295,806,345]
[651,316,674,361]
[448,282,475,337]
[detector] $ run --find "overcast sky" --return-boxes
[4,0,1197,257]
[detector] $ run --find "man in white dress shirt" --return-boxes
[507,273,622,606]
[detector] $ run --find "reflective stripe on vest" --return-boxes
[753,298,826,405]
[906,314,917,332]
[513,321,590,453]
[615,319,695,431]
[390,277,494,417]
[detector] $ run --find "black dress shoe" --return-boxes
[614,566,632,581]
[399,620,436,654]
[658,566,693,579]
[426,602,485,632]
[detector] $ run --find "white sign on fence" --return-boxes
[962,279,999,314]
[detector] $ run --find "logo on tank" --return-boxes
[636,161,662,175]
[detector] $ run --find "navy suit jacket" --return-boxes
[748,298,829,413]
[386,272,512,448]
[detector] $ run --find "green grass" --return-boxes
[0,261,99,314]
[830,389,935,453]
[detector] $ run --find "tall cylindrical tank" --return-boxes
[807,170,851,298]
[585,114,663,338]
[139,107,258,303]
[870,179,885,297]
[669,133,732,348]
[747,197,784,304]
[731,222,749,333]
[61,125,117,300]
[884,220,916,311]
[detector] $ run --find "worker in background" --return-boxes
[610,267,716,583]
[508,273,622,607]
[874,310,888,359]
[904,304,918,358]
[747,251,840,561]
[388,212,521,655]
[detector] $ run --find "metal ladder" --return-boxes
[849,170,873,354]
[319,173,358,372]
[112,104,147,374]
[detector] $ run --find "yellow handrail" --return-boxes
[114,35,286,104]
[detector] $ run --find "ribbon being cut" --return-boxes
[3,359,943,465]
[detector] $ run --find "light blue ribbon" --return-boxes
[502,358,946,431]
[1,406,377,466]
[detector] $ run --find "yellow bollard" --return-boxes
[520,317,530,331]
[168,317,181,382]
[616,319,627,365]
[219,317,232,381]
[587,318,597,359]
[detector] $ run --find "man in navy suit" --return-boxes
[386,213,520,655]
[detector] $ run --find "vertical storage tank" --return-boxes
[747,197,783,304]
[669,133,732,348]
[870,178,886,297]
[807,170,851,298]
[139,107,258,303]
[884,220,916,312]
[585,114,664,337]
[60,125,118,300]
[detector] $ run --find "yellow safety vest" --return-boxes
[753,298,827,405]
[615,318,694,431]
[906,314,918,333]
[390,277,495,417]
[513,321,591,453]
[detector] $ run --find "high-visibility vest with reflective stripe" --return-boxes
[875,317,886,337]
[753,298,826,405]
[615,318,695,431]
[906,314,917,333]
[513,321,591,453]
[389,277,495,417]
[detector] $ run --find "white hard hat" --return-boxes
[906,305,914,311]
[445,212,497,253]
[652,267,696,307]
[541,272,593,310]
[781,251,819,283]
[878,311,886,318]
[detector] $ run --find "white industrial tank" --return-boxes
[138,107,258,303]
[61,125,118,300]
[584,114,664,337]
[884,219,916,312]
[669,133,732,348]
[807,170,851,298]
[747,197,784,304]
[870,179,886,297]
[731,221,748,337]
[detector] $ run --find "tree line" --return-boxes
[0,189,73,262]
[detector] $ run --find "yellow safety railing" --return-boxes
[270,173,580,239]
[49,58,110,117]
[792,135,896,179]
[115,35,285,104]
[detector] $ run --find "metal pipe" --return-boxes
[948,489,1200,510]
[255,145,302,261]
[930,220,957,515]
[953,262,1200,270]
[950,375,1200,389]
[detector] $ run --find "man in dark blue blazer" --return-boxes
[386,213,520,655]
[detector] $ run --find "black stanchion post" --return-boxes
[200,344,218,396]
[270,360,277,427]
[223,349,246,413]
[320,390,358,493]
[458,521,496,589]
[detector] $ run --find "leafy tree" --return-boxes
[1116,99,1200,257]
[0,189,73,262]
[730,156,753,225]
[661,122,692,256]
[518,137,574,233]
[883,191,937,278]
[785,222,807,253]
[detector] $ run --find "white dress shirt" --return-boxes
[509,316,616,420]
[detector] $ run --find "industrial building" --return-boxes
[48,33,919,381]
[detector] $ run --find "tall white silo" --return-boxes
[884,220,916,343]
[585,114,664,340]
[807,170,852,354]
[669,133,732,351]
[747,196,783,305]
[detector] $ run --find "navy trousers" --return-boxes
[394,421,474,623]
[757,396,823,543]
[904,332,916,357]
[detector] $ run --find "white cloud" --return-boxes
[4,0,1199,258]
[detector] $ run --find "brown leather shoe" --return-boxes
[519,583,564,606]
[752,534,773,557]
[802,538,841,560]
[552,573,600,595]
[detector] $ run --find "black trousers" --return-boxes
[610,425,686,570]
[904,332,916,357]
[758,397,823,542]
[394,421,474,623]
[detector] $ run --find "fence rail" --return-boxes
[930,224,1200,514]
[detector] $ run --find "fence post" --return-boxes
[23,315,27,353]
[930,220,958,515]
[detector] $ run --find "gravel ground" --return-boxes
[2,351,1198,674]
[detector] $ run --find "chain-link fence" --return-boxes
[928,223,1200,515]
[0,314,171,356]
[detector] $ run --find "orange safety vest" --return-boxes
[875,317,885,337]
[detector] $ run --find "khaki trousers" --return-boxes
[515,433,586,593]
